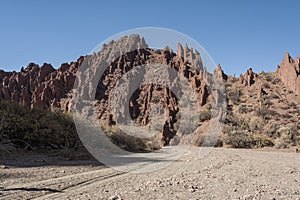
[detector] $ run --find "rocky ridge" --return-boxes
[0,35,299,147]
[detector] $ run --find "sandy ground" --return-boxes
[0,147,299,200]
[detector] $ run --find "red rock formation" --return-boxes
[214,64,227,81]
[0,35,212,145]
[0,57,84,109]
[239,68,257,86]
[277,52,300,95]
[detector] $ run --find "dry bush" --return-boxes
[224,128,273,148]
[227,86,242,105]
[238,104,254,114]
[262,82,270,89]
[274,126,295,148]
[271,77,281,85]
[0,134,16,157]
[195,133,223,147]
[269,93,279,99]
[262,121,279,137]
[154,49,162,54]
[288,102,297,108]
[264,99,273,107]
[224,129,252,148]
[255,106,278,120]
[199,107,211,122]
[264,73,280,84]
[102,125,161,152]
[250,134,273,148]
[249,118,265,132]
[265,73,273,82]
[229,115,251,131]
[0,101,81,150]
[223,112,274,148]
[281,113,293,119]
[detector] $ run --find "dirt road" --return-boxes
[1,147,299,199]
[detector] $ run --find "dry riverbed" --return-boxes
[0,147,299,200]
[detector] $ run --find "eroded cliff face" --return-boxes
[0,35,215,145]
[0,57,84,110]
[277,52,300,95]
[75,36,213,145]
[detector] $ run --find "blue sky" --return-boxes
[0,0,299,75]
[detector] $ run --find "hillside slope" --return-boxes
[0,35,299,150]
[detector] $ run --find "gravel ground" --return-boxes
[0,147,299,200]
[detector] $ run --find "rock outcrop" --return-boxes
[277,52,300,95]
[214,64,227,81]
[239,68,257,86]
[0,57,84,109]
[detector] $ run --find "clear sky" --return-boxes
[0,0,299,75]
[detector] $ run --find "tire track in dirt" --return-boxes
[0,167,123,200]
[34,161,158,199]
[34,171,128,200]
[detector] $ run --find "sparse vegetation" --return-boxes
[274,126,294,148]
[0,134,16,157]
[102,125,161,152]
[0,100,160,158]
[250,134,273,148]
[0,101,80,152]
[262,82,270,89]
[154,49,162,54]
[263,72,281,85]
[195,133,223,147]
[224,130,252,148]
[224,127,274,148]
[269,93,279,99]
[227,85,242,105]
[288,102,297,108]
[199,105,212,122]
